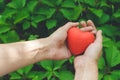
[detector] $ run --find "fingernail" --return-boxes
[99,30,102,33]
[87,20,91,22]
[81,21,84,24]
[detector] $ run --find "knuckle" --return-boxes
[67,22,73,25]
[88,26,93,29]
[81,28,85,31]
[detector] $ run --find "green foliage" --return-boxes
[37,60,68,80]
[0,0,120,80]
[46,19,57,29]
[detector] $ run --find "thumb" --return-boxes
[94,30,102,45]
[62,22,79,31]
[84,30,103,61]
[93,30,103,60]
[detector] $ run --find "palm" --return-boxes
[84,42,102,61]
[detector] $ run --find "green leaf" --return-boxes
[16,69,23,75]
[0,15,6,25]
[108,0,120,3]
[99,13,110,24]
[2,9,17,18]
[99,1,109,8]
[85,0,96,7]
[103,75,113,80]
[46,19,57,29]
[89,8,103,18]
[0,34,6,43]
[36,8,55,19]
[53,60,67,70]
[98,72,104,80]
[41,0,55,7]
[54,71,60,78]
[103,36,114,48]
[78,0,95,7]
[10,72,21,79]
[86,12,99,23]
[0,0,4,10]
[28,35,38,40]
[0,26,10,34]
[7,0,26,9]
[31,21,37,28]
[7,1,17,9]
[0,0,4,3]
[27,0,38,12]
[31,15,47,23]
[41,0,62,6]
[24,65,33,74]
[58,71,74,80]
[98,25,117,38]
[69,56,74,64]
[111,70,120,80]
[98,56,105,69]
[40,60,53,71]
[113,9,120,18]
[0,30,20,43]
[61,0,76,8]
[51,77,56,80]
[17,65,33,74]
[105,45,120,67]
[55,0,63,6]
[71,5,82,20]
[17,0,26,8]
[47,71,53,80]
[60,8,73,20]
[116,41,120,49]
[104,72,120,80]
[23,21,30,30]
[14,10,29,24]
[28,71,47,80]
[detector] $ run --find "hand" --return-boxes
[47,22,95,60]
[74,30,102,68]
[0,21,99,76]
[74,20,102,68]
[74,20,102,80]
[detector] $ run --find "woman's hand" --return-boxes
[46,21,96,60]
[74,20,102,80]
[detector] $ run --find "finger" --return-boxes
[63,22,79,31]
[87,20,97,34]
[87,20,96,29]
[94,30,102,44]
[80,21,87,27]
[80,26,93,32]
[94,30,103,60]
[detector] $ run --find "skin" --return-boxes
[0,20,102,80]
[0,22,95,76]
[74,20,102,80]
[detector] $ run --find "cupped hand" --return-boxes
[74,20,102,69]
[47,22,95,60]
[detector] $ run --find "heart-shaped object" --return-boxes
[67,27,95,56]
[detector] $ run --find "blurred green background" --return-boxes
[0,0,120,80]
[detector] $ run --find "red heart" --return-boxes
[67,27,95,56]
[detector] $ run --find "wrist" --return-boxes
[74,56,98,80]
[74,56,97,71]
[23,37,51,63]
